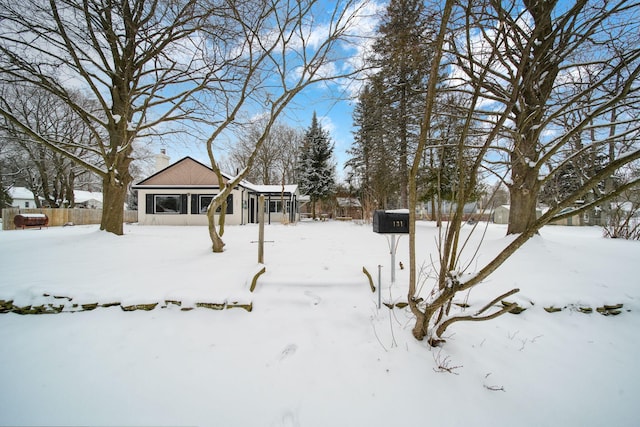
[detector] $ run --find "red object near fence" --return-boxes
[14,214,49,229]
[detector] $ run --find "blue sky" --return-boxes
[161,87,358,181]
[156,0,384,183]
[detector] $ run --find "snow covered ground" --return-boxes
[0,220,638,426]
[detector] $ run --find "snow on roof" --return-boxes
[7,187,103,204]
[74,190,103,203]
[8,187,36,200]
[242,182,299,194]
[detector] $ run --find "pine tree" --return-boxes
[348,78,396,208]
[297,112,336,219]
[371,0,435,208]
[420,94,481,208]
[347,0,436,210]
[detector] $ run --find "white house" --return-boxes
[133,156,300,226]
[8,186,105,209]
[8,187,39,208]
[74,190,103,209]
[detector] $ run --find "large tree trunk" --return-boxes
[506,0,557,235]
[507,164,540,234]
[100,172,129,235]
[100,127,133,235]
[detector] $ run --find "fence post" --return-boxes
[2,208,19,230]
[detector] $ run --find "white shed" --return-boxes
[493,204,543,224]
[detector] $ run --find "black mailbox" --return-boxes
[373,210,409,234]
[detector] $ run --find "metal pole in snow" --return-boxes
[390,234,396,284]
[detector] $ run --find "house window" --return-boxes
[155,195,182,213]
[267,200,281,213]
[267,199,291,213]
[199,195,213,214]
[192,194,233,215]
[25,201,29,208]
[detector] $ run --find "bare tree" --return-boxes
[0,85,98,207]
[229,119,302,185]
[406,0,640,343]
[199,0,372,252]
[450,0,640,234]
[0,0,216,234]
[0,138,14,209]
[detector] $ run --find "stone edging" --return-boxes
[0,295,252,315]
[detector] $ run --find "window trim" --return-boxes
[145,192,232,215]
[191,193,234,215]
[153,194,185,214]
[266,199,291,213]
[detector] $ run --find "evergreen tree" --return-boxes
[297,112,336,219]
[347,0,436,210]
[347,78,396,208]
[420,94,481,209]
[371,0,435,208]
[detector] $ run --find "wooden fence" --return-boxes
[2,208,138,230]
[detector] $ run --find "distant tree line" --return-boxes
[347,0,640,234]
[0,0,362,248]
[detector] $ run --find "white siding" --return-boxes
[137,188,248,226]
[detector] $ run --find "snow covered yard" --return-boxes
[0,221,638,426]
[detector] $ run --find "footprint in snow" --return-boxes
[273,409,300,427]
[279,344,298,361]
[304,290,321,306]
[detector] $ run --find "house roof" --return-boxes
[8,186,104,205]
[8,186,36,200]
[74,190,103,204]
[243,183,299,195]
[134,157,231,188]
[133,156,298,195]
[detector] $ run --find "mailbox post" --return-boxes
[373,210,409,284]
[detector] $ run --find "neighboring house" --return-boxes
[8,187,39,208]
[548,207,582,226]
[493,204,543,224]
[335,197,363,220]
[492,205,511,224]
[133,156,300,226]
[416,200,478,220]
[7,186,105,209]
[74,190,103,209]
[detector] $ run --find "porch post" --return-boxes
[258,195,265,264]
